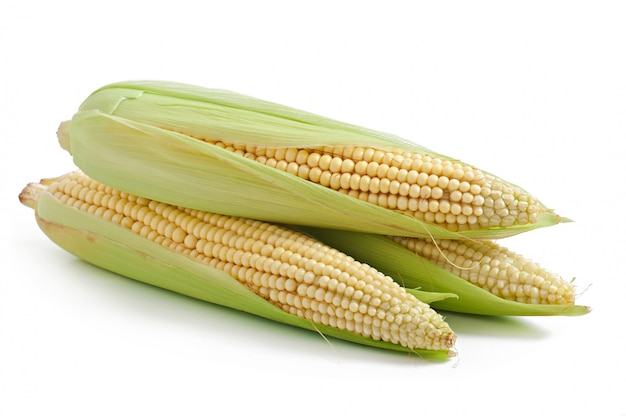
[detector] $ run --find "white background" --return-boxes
[2,1,625,415]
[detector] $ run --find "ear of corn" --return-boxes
[19,171,457,357]
[57,80,564,239]
[298,227,590,316]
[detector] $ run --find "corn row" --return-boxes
[41,171,456,351]
[203,141,541,233]
[389,235,575,305]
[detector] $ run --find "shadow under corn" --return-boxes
[441,311,548,339]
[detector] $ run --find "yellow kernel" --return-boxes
[329,157,343,173]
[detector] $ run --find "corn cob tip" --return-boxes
[19,182,44,209]
[57,120,72,154]
[20,174,74,210]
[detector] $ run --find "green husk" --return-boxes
[297,227,591,316]
[22,182,455,358]
[60,82,562,239]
